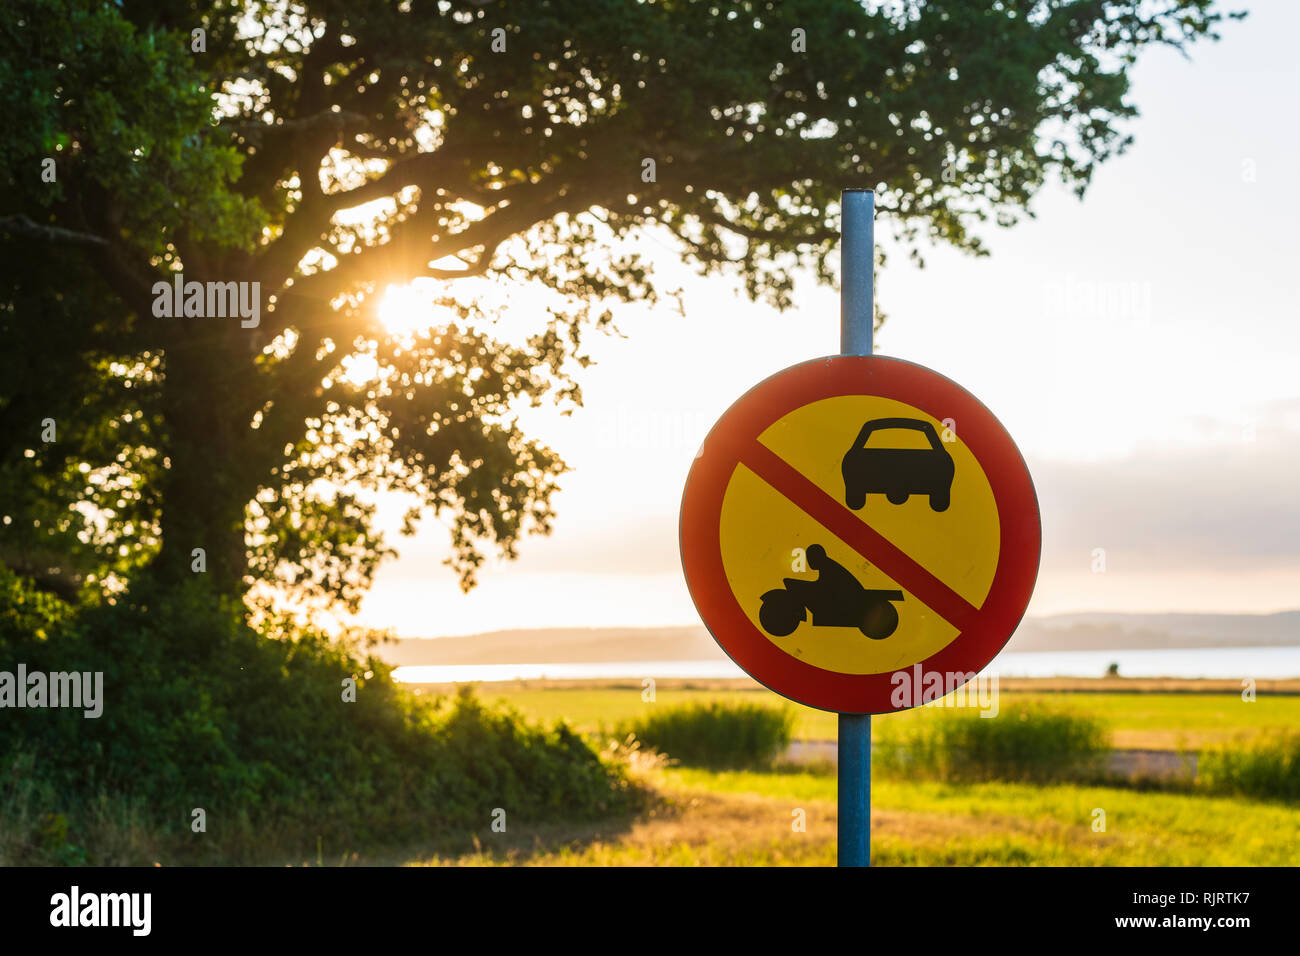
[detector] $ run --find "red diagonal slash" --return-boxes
[739,439,981,633]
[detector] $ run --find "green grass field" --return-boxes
[408,764,1300,866]
[389,682,1300,866]
[465,684,1300,751]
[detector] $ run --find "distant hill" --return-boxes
[375,610,1300,667]
[376,626,725,666]
[1005,611,1300,652]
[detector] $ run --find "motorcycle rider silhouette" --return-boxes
[758,543,904,640]
[805,544,860,605]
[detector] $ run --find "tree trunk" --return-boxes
[150,327,256,607]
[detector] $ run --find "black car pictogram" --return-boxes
[841,417,954,512]
[758,544,904,640]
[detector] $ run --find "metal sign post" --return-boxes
[838,188,874,867]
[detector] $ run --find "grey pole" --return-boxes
[841,189,875,358]
[838,188,874,868]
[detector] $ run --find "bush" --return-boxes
[0,568,639,864]
[1199,734,1300,803]
[616,701,795,769]
[875,703,1110,783]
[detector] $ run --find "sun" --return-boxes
[377,283,433,337]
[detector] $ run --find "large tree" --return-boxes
[0,0,1236,621]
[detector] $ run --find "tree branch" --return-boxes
[224,108,368,142]
[1,213,160,331]
[0,214,110,248]
[425,248,499,280]
[690,205,837,244]
[251,143,480,288]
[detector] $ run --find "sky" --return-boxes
[350,1,1300,638]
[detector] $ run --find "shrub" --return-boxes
[875,703,1110,783]
[616,701,795,769]
[0,569,639,864]
[1198,734,1300,803]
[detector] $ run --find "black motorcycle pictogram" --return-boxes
[758,544,904,640]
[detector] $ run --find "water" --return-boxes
[985,646,1298,680]
[391,659,749,683]
[391,645,1299,684]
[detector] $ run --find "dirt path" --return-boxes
[784,739,1198,781]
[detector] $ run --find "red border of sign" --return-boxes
[679,355,1041,714]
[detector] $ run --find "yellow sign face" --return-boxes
[717,396,1000,675]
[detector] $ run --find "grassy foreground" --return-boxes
[406,764,1300,867]
[390,682,1300,866]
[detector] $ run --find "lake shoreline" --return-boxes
[403,675,1300,695]
[391,645,1300,685]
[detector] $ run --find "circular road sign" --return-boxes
[679,355,1040,714]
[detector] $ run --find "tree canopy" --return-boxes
[0,0,1236,621]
